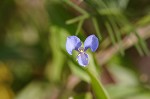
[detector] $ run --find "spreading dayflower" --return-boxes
[66,34,99,66]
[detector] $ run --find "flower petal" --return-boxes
[84,35,99,52]
[66,36,82,55]
[77,53,89,66]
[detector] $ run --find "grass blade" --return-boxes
[75,19,84,35]
[105,21,116,45]
[64,0,87,14]
[108,17,124,55]
[92,17,102,40]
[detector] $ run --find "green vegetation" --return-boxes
[0,0,150,99]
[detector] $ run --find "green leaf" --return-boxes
[64,50,109,99]
[16,82,49,99]
[45,26,65,82]
[73,92,92,99]
[75,19,84,35]
[92,17,102,40]
[108,17,124,55]
[66,15,89,24]
[136,14,150,26]
[63,0,88,15]
[69,62,90,82]
[134,31,150,55]
[86,69,110,99]
[105,21,116,45]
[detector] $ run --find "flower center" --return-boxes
[78,47,84,53]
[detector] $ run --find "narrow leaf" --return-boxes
[92,17,102,40]
[108,17,124,55]
[64,0,87,14]
[66,15,88,24]
[105,21,116,45]
[86,69,110,99]
[75,19,84,35]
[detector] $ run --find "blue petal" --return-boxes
[77,53,89,66]
[66,36,82,55]
[84,35,99,52]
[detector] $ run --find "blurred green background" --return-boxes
[0,0,150,99]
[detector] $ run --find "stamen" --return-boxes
[78,47,84,52]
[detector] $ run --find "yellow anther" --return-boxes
[78,47,84,53]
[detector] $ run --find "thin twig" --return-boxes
[96,25,150,66]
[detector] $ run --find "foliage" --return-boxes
[0,0,150,99]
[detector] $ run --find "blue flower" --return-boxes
[66,35,99,66]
